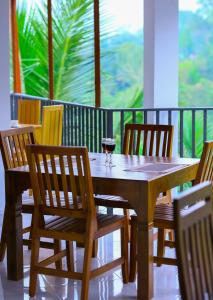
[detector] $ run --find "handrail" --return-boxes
[10,93,213,157]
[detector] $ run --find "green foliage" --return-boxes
[181,110,213,159]
[113,89,144,153]
[101,31,143,108]
[179,4,213,108]
[17,0,48,97]
[15,0,143,109]
[52,0,94,103]
[17,0,95,104]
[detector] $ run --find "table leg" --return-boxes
[6,173,23,280]
[137,221,154,300]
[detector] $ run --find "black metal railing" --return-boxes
[11,93,213,158]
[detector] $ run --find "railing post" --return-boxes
[106,109,113,215]
[106,110,113,138]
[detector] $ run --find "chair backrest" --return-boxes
[123,124,173,157]
[40,105,64,146]
[26,144,96,221]
[18,99,41,125]
[174,181,213,300]
[0,127,36,170]
[195,140,213,184]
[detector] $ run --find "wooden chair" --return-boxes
[95,124,174,261]
[38,105,64,145]
[129,140,213,281]
[0,127,61,262]
[95,124,174,210]
[18,99,41,125]
[26,144,128,300]
[174,181,213,300]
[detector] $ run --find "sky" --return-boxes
[23,0,200,33]
[104,0,200,33]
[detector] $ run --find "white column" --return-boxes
[144,0,178,108]
[0,0,10,212]
[143,0,179,155]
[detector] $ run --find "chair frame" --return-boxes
[26,144,128,300]
[174,181,213,300]
[123,123,173,156]
[39,105,64,145]
[95,124,174,210]
[129,140,213,279]
[0,127,60,261]
[18,99,41,125]
[0,127,36,260]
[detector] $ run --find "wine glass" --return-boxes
[105,138,116,167]
[102,138,108,166]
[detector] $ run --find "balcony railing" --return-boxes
[11,93,213,158]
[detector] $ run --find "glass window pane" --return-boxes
[179,0,213,107]
[52,0,95,105]
[17,0,49,97]
[100,0,143,108]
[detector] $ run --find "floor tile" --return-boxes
[0,214,180,299]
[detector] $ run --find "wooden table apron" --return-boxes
[5,154,199,300]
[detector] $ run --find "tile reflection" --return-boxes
[0,214,180,299]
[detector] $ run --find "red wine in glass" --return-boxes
[101,138,116,166]
[105,138,116,166]
[105,143,115,153]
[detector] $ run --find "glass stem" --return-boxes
[109,153,112,165]
[105,152,108,166]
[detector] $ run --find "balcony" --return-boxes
[1,1,213,299]
[11,93,213,158]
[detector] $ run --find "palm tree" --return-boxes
[16,0,94,103]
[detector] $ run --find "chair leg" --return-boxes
[156,228,166,267]
[28,214,34,250]
[54,240,62,270]
[81,233,93,300]
[124,208,130,242]
[92,240,98,258]
[168,229,174,243]
[129,218,137,282]
[0,210,7,261]
[76,240,98,258]
[66,241,74,272]
[121,226,129,284]
[29,235,40,297]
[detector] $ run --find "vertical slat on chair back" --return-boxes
[174,182,213,300]
[195,141,213,184]
[26,145,95,215]
[41,105,64,146]
[0,127,36,170]
[123,124,173,157]
[18,99,41,125]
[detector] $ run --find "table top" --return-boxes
[8,152,199,183]
[10,120,41,129]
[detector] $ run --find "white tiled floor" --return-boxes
[0,214,181,300]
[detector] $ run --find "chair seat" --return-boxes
[22,192,34,213]
[131,204,174,229]
[154,204,174,229]
[44,213,126,238]
[95,193,171,210]
[95,195,132,209]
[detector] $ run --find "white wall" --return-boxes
[0,1,11,212]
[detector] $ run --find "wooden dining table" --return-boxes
[5,152,199,300]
